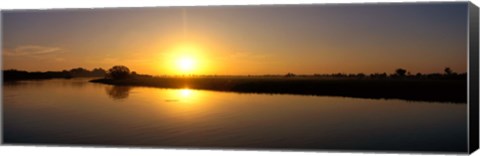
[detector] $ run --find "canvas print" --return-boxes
[1,2,478,154]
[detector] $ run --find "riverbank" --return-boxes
[90,76,467,103]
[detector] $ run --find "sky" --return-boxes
[2,2,469,75]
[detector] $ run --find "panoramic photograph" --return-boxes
[2,2,470,153]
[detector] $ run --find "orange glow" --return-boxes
[157,42,212,75]
[2,6,468,75]
[177,57,195,72]
[180,88,192,98]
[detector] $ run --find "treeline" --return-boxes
[89,65,468,103]
[101,65,467,81]
[3,68,107,81]
[3,66,467,82]
[90,66,467,103]
[283,68,466,80]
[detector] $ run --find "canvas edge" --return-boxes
[0,1,476,154]
[0,1,472,14]
[468,1,479,154]
[1,9,4,145]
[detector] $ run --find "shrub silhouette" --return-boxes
[107,65,130,80]
[69,67,89,77]
[92,68,107,77]
[395,68,407,77]
[444,67,453,75]
[285,72,296,77]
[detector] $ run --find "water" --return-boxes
[3,78,467,152]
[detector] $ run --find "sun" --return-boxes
[178,57,195,72]
[160,42,210,75]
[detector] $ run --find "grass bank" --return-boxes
[90,76,466,103]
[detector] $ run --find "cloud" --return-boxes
[3,45,63,56]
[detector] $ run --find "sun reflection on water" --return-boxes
[180,88,192,98]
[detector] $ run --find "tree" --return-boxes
[356,73,366,78]
[415,73,422,77]
[285,72,296,77]
[107,65,130,80]
[69,67,90,77]
[92,68,107,77]
[444,67,453,75]
[395,68,407,77]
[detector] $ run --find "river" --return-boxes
[2,78,467,153]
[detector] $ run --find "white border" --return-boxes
[0,0,478,156]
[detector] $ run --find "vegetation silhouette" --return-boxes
[395,68,407,77]
[2,65,466,103]
[3,68,106,81]
[444,67,453,75]
[90,65,467,103]
[107,65,131,80]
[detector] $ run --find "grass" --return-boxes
[90,76,467,103]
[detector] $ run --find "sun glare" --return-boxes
[160,42,211,75]
[178,57,195,72]
[180,88,192,97]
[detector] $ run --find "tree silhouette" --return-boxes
[69,67,89,77]
[285,72,296,77]
[444,67,453,75]
[395,68,407,77]
[108,65,130,80]
[92,68,107,77]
